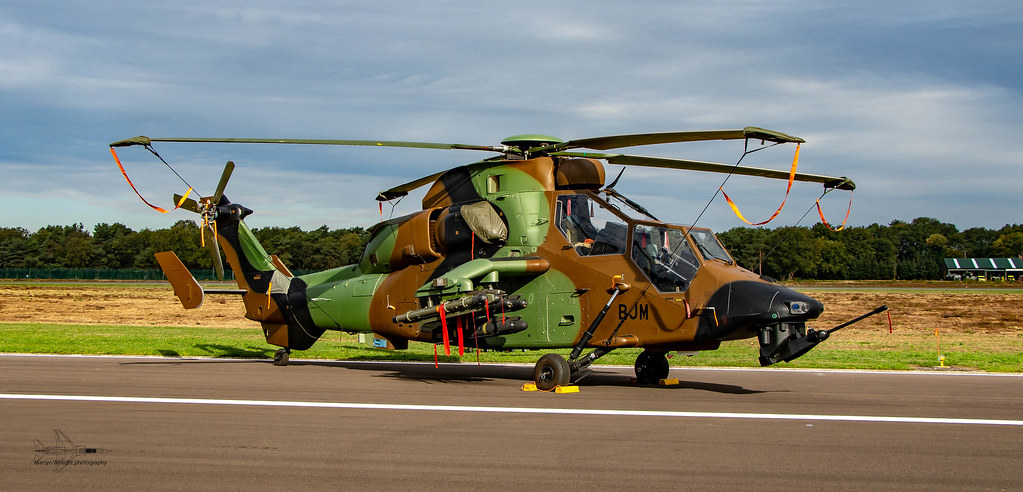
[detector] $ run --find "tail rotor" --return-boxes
[173,161,235,280]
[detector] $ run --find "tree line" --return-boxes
[1,217,1021,280]
[0,220,369,274]
[717,218,1023,280]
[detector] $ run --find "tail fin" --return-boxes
[211,205,327,350]
[155,251,205,309]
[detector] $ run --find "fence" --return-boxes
[0,268,234,282]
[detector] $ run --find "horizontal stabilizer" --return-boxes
[154,251,204,309]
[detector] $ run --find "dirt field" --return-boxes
[1,281,1021,335]
[0,283,251,329]
[812,288,1023,335]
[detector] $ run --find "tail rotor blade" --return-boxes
[212,161,235,204]
[204,224,224,281]
[173,194,202,213]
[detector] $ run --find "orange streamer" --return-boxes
[816,190,854,232]
[112,147,194,214]
[455,316,465,357]
[438,304,450,356]
[175,187,194,208]
[720,144,800,226]
[111,147,169,213]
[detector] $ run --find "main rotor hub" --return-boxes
[500,134,563,153]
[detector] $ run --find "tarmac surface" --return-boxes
[1,354,1021,490]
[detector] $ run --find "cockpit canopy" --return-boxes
[554,191,733,293]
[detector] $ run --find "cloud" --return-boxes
[1,0,1021,233]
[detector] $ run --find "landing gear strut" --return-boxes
[634,350,669,384]
[531,280,627,390]
[273,348,290,366]
[531,347,615,390]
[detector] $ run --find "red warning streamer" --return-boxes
[455,316,465,357]
[437,304,451,356]
[111,147,169,213]
[112,147,195,214]
[483,297,491,331]
[721,143,800,226]
[816,190,854,232]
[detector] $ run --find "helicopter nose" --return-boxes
[700,281,823,339]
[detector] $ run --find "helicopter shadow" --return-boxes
[574,370,770,394]
[286,359,526,385]
[118,345,276,366]
[289,359,771,395]
[190,344,276,359]
[117,356,770,395]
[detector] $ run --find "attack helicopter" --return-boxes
[110,127,881,390]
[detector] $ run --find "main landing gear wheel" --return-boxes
[273,348,290,366]
[534,353,571,391]
[634,350,669,384]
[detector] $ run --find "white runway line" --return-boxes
[3,393,1021,427]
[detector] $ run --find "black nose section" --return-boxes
[698,281,823,340]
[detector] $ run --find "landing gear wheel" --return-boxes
[634,350,669,384]
[534,353,571,391]
[273,348,290,366]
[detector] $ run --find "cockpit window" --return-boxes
[631,225,700,292]
[689,229,733,263]
[555,194,627,256]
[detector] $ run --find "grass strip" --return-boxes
[2,323,1021,372]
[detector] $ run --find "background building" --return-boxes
[943,258,1023,281]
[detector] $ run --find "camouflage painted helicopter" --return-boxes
[111,127,880,390]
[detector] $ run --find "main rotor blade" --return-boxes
[533,127,804,154]
[110,136,513,153]
[555,152,855,190]
[376,171,446,201]
[212,161,235,204]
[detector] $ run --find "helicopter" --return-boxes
[110,127,885,390]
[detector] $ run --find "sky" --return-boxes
[2,1,1021,235]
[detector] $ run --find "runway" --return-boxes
[2,355,1021,490]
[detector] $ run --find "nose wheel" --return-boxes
[634,350,669,384]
